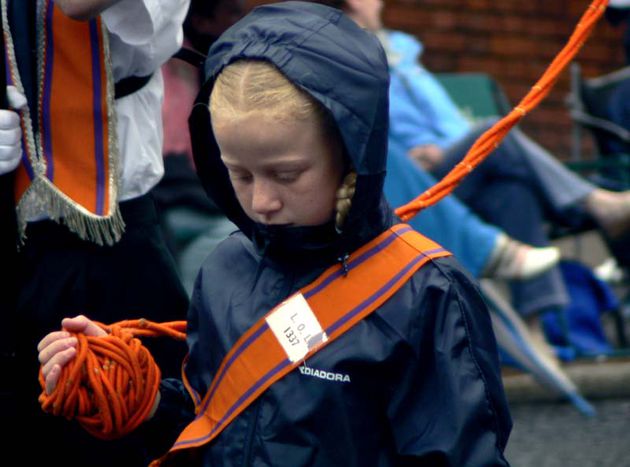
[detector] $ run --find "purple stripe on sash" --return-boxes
[88,20,105,215]
[326,247,446,336]
[192,228,406,418]
[42,0,54,180]
[180,355,202,407]
[190,388,201,407]
[174,244,446,449]
[174,359,290,448]
[195,322,269,416]
[304,226,413,299]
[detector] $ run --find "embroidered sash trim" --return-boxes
[153,224,451,465]
[2,0,121,245]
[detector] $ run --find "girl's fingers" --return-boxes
[40,346,77,381]
[38,336,78,366]
[38,316,108,395]
[37,330,71,353]
[37,317,109,396]
[61,315,107,337]
[46,364,62,395]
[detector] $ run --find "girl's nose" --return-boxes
[251,179,282,218]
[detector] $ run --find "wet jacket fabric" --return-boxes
[153,2,512,466]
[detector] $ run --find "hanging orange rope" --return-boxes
[395,0,609,221]
[38,0,609,441]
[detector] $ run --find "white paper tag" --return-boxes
[266,293,328,363]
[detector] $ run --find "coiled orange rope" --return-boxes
[38,0,609,442]
[395,0,609,221]
[38,319,186,440]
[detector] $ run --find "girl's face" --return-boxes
[213,113,345,226]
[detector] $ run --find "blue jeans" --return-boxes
[433,119,595,316]
[385,138,499,278]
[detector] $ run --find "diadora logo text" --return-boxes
[298,365,351,383]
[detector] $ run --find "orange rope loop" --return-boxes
[38,319,186,440]
[394,0,609,221]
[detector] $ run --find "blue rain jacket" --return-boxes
[385,30,471,150]
[384,137,499,278]
[152,3,512,466]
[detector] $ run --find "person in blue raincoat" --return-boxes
[37,2,512,465]
[326,0,630,340]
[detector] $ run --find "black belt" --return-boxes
[114,74,153,99]
[114,46,207,99]
[173,47,206,68]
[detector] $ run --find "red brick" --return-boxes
[385,0,625,157]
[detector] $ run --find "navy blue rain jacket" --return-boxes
[152,2,512,466]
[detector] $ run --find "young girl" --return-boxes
[37,2,511,465]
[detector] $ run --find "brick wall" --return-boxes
[384,0,627,160]
[244,0,625,159]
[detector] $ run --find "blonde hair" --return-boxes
[210,60,355,231]
[210,60,326,123]
[335,171,356,230]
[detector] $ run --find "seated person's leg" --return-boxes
[385,140,559,280]
[434,122,630,266]
[434,121,592,213]
[463,178,570,317]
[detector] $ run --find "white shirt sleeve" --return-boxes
[101,0,189,80]
[100,0,191,201]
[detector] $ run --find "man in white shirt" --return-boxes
[1,1,191,465]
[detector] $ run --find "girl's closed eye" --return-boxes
[273,170,302,183]
[227,168,253,183]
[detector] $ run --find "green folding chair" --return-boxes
[435,72,512,121]
[567,62,630,191]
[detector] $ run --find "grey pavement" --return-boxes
[504,231,630,467]
[503,358,630,466]
[505,398,630,467]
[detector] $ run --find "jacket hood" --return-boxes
[189,1,393,259]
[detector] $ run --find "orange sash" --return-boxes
[2,0,121,245]
[153,224,451,465]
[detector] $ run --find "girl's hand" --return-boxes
[37,315,107,395]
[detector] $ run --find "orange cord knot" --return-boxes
[38,319,187,440]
